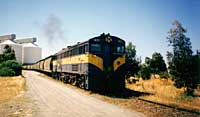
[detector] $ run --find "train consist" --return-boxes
[23,33,126,92]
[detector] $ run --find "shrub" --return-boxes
[0,67,15,76]
[0,60,22,76]
[140,64,151,80]
[159,72,169,79]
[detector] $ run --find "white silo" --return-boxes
[0,40,23,63]
[0,34,16,43]
[23,43,41,64]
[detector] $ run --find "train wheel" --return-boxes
[52,72,55,79]
[57,73,61,80]
[55,73,59,80]
[79,76,85,89]
[61,74,65,82]
[64,75,69,83]
[70,76,77,86]
[84,75,89,90]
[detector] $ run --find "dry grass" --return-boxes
[0,75,34,117]
[0,76,26,102]
[127,75,200,112]
[127,76,183,98]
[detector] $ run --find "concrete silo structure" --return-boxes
[22,43,42,64]
[0,40,23,63]
[0,34,16,43]
[15,38,36,44]
[0,34,42,64]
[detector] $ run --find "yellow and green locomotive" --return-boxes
[24,33,126,92]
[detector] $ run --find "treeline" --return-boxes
[125,43,168,80]
[0,45,22,76]
[125,20,200,96]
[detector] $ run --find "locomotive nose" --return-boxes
[103,40,113,79]
[103,66,113,79]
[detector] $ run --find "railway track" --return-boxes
[138,98,200,115]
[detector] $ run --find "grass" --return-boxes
[0,76,26,102]
[127,75,200,112]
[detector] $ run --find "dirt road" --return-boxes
[23,70,145,117]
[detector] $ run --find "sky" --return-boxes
[0,0,199,63]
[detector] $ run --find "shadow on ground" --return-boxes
[97,88,152,99]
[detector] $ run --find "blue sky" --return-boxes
[0,0,199,62]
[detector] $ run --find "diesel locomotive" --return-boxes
[24,33,126,92]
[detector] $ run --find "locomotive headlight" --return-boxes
[105,36,112,43]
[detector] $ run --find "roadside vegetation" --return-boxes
[0,45,22,76]
[127,76,200,112]
[0,76,25,101]
[0,44,24,101]
[0,45,26,116]
[125,20,200,112]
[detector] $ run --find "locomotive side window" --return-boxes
[79,46,84,54]
[67,51,70,57]
[85,44,89,52]
[70,50,72,56]
[72,48,79,56]
[91,44,101,52]
[82,46,85,53]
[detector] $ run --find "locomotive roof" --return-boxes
[55,47,69,55]
[67,33,124,48]
[54,33,124,55]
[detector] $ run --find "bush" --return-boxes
[0,60,22,76]
[159,72,169,79]
[0,67,15,76]
[140,64,151,80]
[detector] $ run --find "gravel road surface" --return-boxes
[24,70,145,117]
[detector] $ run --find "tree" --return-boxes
[3,45,13,54]
[150,52,167,74]
[126,42,136,63]
[0,60,22,76]
[3,45,16,61]
[0,45,21,76]
[145,57,151,65]
[0,54,4,63]
[167,20,198,95]
[139,64,151,80]
[0,45,16,62]
[125,42,140,79]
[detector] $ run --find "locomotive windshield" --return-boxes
[115,39,125,54]
[116,45,125,53]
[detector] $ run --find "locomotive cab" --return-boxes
[88,34,126,92]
